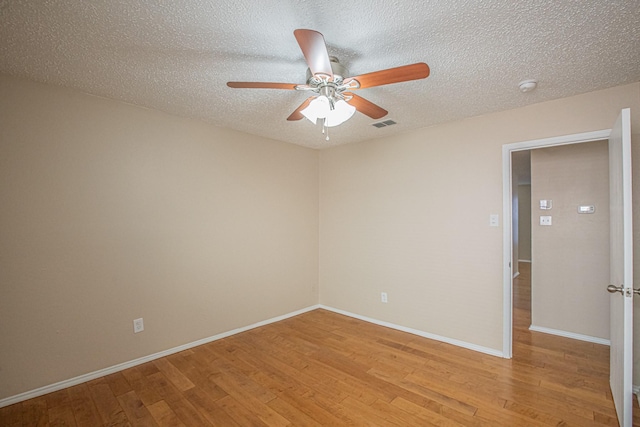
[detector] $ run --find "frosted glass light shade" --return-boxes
[301,97,355,127]
[325,100,356,127]
[301,96,329,124]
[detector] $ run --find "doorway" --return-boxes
[511,143,610,347]
[501,129,611,357]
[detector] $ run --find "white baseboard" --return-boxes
[0,304,320,409]
[518,259,532,263]
[529,325,610,346]
[319,305,504,358]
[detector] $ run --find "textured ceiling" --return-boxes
[1,1,639,149]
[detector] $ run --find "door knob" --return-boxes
[607,285,640,296]
[607,284,624,294]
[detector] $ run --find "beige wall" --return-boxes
[518,185,532,261]
[319,83,640,355]
[530,141,610,339]
[0,74,319,400]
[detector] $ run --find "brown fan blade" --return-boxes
[287,97,314,121]
[293,29,333,79]
[345,62,430,89]
[345,93,388,119]
[227,82,299,90]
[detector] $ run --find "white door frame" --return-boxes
[501,129,611,357]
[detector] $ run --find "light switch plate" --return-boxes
[539,199,553,210]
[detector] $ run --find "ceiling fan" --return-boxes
[227,29,430,139]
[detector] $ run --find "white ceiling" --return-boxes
[1,1,639,149]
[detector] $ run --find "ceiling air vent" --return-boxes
[372,119,397,128]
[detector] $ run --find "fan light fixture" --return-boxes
[299,83,356,139]
[301,96,356,127]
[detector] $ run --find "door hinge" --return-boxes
[626,288,633,298]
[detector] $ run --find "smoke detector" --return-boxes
[518,79,538,93]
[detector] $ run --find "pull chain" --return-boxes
[321,119,330,141]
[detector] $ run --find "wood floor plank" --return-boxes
[593,410,621,427]
[46,389,77,426]
[389,396,466,427]
[266,397,323,427]
[407,369,512,415]
[117,390,159,426]
[342,336,422,377]
[87,382,130,426]
[229,349,349,426]
[153,358,195,392]
[136,361,161,377]
[45,388,72,409]
[104,372,134,397]
[273,390,348,426]
[207,361,289,427]
[181,347,225,381]
[294,391,359,425]
[121,366,164,408]
[234,344,349,404]
[208,357,278,405]
[182,387,241,427]
[164,397,213,427]
[301,359,381,405]
[367,367,478,417]
[146,400,186,427]
[473,404,558,427]
[502,400,575,426]
[67,383,103,427]
[233,332,313,374]
[172,352,229,401]
[205,341,264,378]
[223,342,315,400]
[0,401,23,426]
[48,404,78,427]
[338,396,406,426]
[215,395,270,427]
[165,352,205,386]
[145,372,184,405]
[21,396,48,426]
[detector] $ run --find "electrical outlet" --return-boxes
[133,318,144,333]
[381,292,388,303]
[540,216,552,226]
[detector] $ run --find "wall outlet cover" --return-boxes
[540,216,552,226]
[133,318,144,333]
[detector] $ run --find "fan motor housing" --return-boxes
[306,56,348,85]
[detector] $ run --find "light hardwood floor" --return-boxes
[1,262,637,426]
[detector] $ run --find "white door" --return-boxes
[607,108,633,426]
